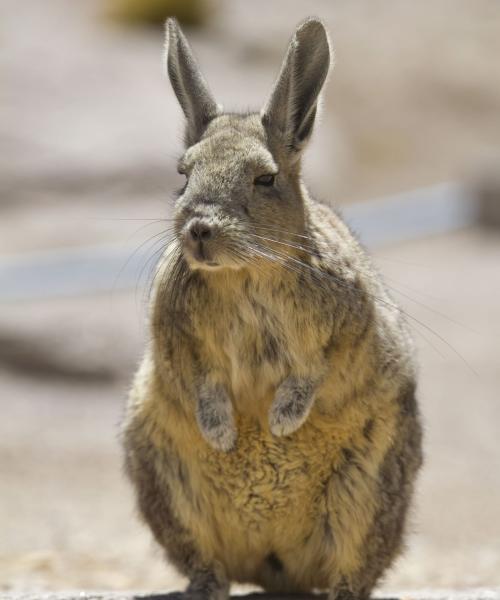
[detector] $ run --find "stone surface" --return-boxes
[2,590,500,600]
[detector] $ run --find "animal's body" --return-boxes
[123,17,423,600]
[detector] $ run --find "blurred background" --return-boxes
[1,0,500,595]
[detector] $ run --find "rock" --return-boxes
[2,591,500,600]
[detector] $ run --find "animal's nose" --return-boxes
[189,220,213,242]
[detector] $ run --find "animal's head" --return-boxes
[165,18,332,272]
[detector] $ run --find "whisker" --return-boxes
[245,238,477,374]
[136,222,476,374]
[248,229,486,355]
[89,217,177,222]
[112,229,170,295]
[251,224,318,243]
[137,236,175,308]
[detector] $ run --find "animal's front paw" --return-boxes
[269,397,308,437]
[199,413,237,452]
[196,384,237,452]
[269,377,315,437]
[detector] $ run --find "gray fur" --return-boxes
[269,376,316,436]
[196,382,237,452]
[122,17,423,600]
[262,18,331,153]
[165,19,219,146]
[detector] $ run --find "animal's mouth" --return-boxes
[191,240,209,262]
[182,239,213,265]
[187,258,223,271]
[182,242,223,270]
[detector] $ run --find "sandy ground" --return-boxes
[1,0,500,595]
[1,228,500,594]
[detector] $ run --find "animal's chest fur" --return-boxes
[193,280,324,407]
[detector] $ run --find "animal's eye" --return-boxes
[254,174,275,187]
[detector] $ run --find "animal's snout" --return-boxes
[182,218,221,266]
[189,220,213,242]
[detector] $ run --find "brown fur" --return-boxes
[122,17,423,600]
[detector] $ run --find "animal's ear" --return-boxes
[262,18,331,155]
[165,18,219,146]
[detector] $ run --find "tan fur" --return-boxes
[122,17,422,600]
